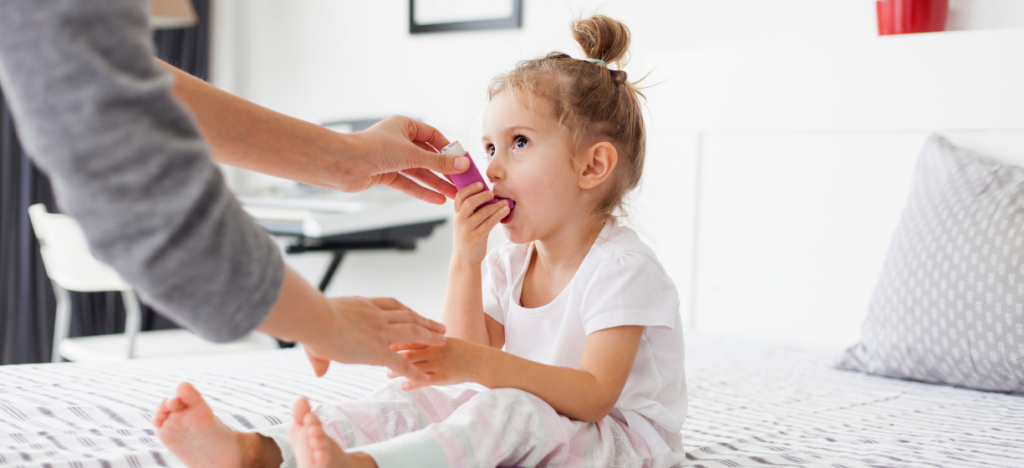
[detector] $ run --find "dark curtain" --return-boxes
[0,0,211,365]
[0,94,58,365]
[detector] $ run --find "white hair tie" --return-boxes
[583,58,608,67]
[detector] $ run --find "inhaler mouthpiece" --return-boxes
[442,140,515,216]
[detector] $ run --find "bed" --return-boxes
[2,332,1022,468]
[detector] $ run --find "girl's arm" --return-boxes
[442,260,506,348]
[442,184,511,347]
[397,325,644,423]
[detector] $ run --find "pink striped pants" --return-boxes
[258,380,651,468]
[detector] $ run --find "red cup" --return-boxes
[877,0,893,35]
[877,0,948,35]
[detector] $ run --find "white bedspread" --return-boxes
[0,333,1021,467]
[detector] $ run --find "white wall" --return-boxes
[209,0,1024,332]
[949,0,1024,30]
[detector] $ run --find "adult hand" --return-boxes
[337,116,470,204]
[301,296,448,379]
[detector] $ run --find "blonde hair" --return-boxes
[488,15,646,220]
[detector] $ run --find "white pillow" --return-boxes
[838,134,1024,393]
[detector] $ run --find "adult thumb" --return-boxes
[411,149,470,175]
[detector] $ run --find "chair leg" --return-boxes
[122,289,142,359]
[51,282,71,363]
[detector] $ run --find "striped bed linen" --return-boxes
[1,332,1022,467]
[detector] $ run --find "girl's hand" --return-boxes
[452,183,511,265]
[299,295,447,379]
[387,337,489,390]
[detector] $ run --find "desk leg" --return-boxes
[318,250,346,292]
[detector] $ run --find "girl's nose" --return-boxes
[486,153,505,183]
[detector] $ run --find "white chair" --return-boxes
[28,204,279,363]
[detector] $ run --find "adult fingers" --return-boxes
[383,172,448,205]
[385,323,446,348]
[399,117,450,154]
[380,306,447,334]
[391,117,469,176]
[379,349,429,382]
[413,140,435,153]
[361,116,466,176]
[405,147,470,176]
[390,342,429,352]
[401,168,458,199]
[305,348,331,377]
[370,298,448,335]
[367,296,411,311]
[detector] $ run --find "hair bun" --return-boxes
[572,15,631,69]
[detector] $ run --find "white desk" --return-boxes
[241,195,450,291]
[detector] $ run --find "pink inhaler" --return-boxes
[442,141,515,217]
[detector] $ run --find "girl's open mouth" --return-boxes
[500,202,515,224]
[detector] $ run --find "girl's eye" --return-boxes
[485,144,495,159]
[513,136,530,150]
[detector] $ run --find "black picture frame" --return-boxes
[409,0,522,34]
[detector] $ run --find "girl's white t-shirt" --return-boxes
[482,222,687,466]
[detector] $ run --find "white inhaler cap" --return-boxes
[441,141,465,156]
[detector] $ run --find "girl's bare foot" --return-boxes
[289,398,376,468]
[153,382,280,468]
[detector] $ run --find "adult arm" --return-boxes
[158,61,466,204]
[0,0,444,378]
[0,0,276,343]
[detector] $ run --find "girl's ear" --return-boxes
[579,142,618,190]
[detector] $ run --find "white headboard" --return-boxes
[632,29,1024,346]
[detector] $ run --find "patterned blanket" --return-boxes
[1,333,1021,467]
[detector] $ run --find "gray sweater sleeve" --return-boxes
[0,0,285,343]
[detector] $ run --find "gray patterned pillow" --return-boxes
[838,134,1024,393]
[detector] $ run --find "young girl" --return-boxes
[152,15,685,468]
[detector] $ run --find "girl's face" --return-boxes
[482,92,584,244]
